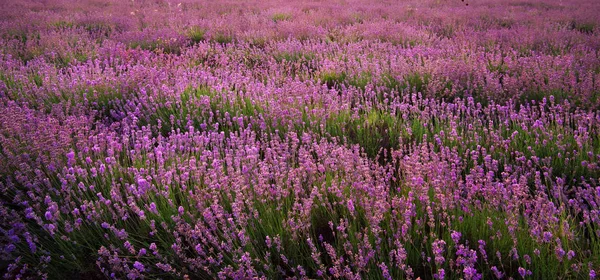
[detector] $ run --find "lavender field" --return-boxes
[1,0,600,279]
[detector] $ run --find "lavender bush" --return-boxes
[1,0,600,279]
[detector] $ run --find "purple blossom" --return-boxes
[491,266,504,279]
[463,267,481,280]
[149,202,158,215]
[434,268,445,280]
[66,151,76,166]
[519,267,527,278]
[451,231,462,244]
[567,250,575,260]
[133,261,145,272]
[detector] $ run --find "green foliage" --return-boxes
[187,26,206,44]
[273,51,315,64]
[402,72,430,94]
[128,38,182,55]
[271,13,292,23]
[318,71,374,91]
[212,32,233,45]
[50,21,75,30]
[570,21,595,34]
[320,71,347,90]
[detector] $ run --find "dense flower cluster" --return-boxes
[1,0,600,279]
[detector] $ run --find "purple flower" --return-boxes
[556,247,566,261]
[567,250,575,260]
[463,267,480,280]
[451,231,462,244]
[149,202,158,214]
[432,239,446,265]
[379,263,392,280]
[133,261,145,272]
[519,267,526,278]
[434,268,445,280]
[347,199,355,213]
[195,244,203,254]
[5,244,16,253]
[137,178,151,194]
[66,151,76,166]
[542,231,553,243]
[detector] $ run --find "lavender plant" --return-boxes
[1,0,600,279]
